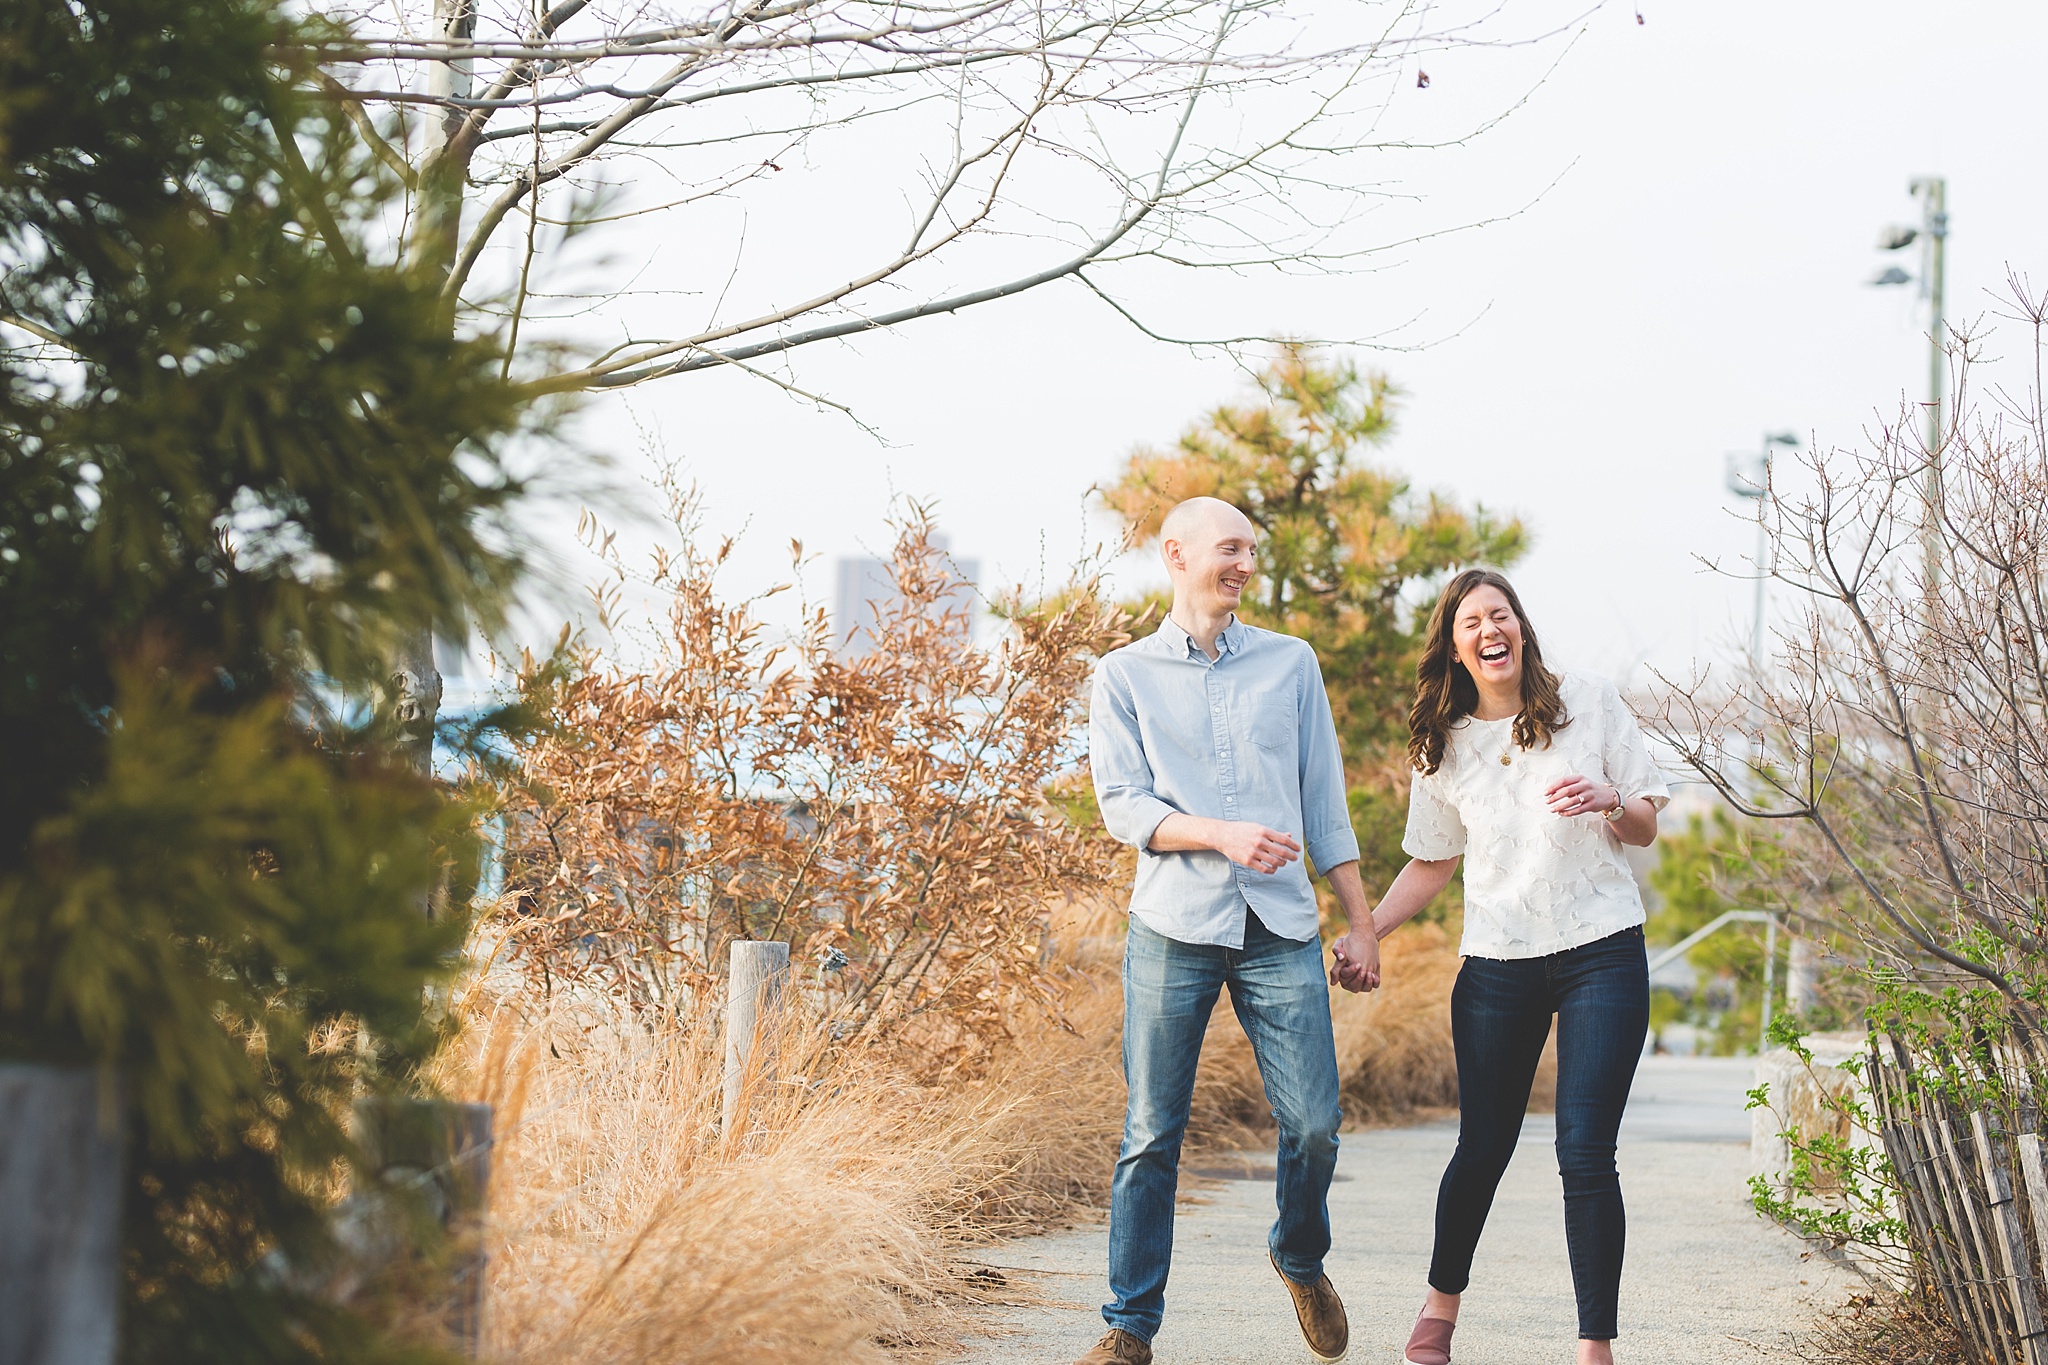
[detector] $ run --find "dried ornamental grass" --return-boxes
[431,952,1150,1363]
[441,994,982,1364]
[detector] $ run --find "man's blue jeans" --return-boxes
[1104,909,1342,1343]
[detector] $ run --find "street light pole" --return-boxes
[1874,177,1949,591]
[1726,432,1801,668]
[1914,176,1948,594]
[1915,176,1947,458]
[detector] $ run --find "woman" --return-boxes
[1331,569,1668,1365]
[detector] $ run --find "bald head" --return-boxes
[1159,496,1255,562]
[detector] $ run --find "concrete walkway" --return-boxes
[958,1058,1858,1363]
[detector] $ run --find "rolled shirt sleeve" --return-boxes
[1296,658,1360,875]
[1089,661,1177,853]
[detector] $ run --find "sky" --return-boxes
[483,0,2048,692]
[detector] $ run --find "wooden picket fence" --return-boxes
[1866,1034,2048,1364]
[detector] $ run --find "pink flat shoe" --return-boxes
[1404,1311,1455,1365]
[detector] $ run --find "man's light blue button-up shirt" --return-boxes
[1088,616,1359,948]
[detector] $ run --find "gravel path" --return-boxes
[956,1058,1858,1364]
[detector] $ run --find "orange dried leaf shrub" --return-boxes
[497,489,1136,1070]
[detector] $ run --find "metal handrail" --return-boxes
[1647,909,1776,973]
[1647,908,1783,1050]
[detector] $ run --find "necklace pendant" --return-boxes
[1499,753,1512,767]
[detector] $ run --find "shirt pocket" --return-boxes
[1245,694,1297,754]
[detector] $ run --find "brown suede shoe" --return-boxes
[1271,1252,1349,1363]
[1073,1328,1152,1365]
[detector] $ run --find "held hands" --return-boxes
[1544,773,1619,821]
[1215,822,1302,876]
[1329,924,1381,993]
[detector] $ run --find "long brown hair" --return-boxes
[1407,568,1568,775]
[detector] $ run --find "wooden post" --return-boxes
[0,1065,122,1365]
[1974,1111,2048,1363]
[1867,1050,1982,1359]
[723,940,790,1135]
[2018,1133,2048,1283]
[1942,1113,2022,1361]
[352,1098,493,1355]
[1920,1102,2005,1361]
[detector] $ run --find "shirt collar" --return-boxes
[1157,614,1245,660]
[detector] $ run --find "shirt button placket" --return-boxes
[1209,663,1248,900]
[1210,670,1236,817]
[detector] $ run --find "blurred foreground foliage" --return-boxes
[0,0,537,1358]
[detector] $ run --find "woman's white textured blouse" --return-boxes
[1402,671,1672,960]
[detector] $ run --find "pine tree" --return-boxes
[0,0,534,1357]
[1099,345,1527,765]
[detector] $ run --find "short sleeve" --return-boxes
[1599,678,1672,811]
[1402,763,1467,860]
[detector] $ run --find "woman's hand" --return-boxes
[1545,773,1620,820]
[1330,924,1381,993]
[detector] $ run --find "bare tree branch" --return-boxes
[301,0,1565,397]
[1644,287,2048,1009]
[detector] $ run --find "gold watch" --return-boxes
[1601,788,1627,822]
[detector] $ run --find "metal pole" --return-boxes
[1925,176,1947,460]
[1750,448,1770,669]
[1646,908,1776,975]
[1915,176,1948,593]
[1727,435,1796,680]
[1760,915,1779,1050]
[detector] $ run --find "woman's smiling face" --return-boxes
[1452,583,1524,694]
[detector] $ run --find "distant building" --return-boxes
[832,535,980,659]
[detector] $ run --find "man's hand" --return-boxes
[1147,815,1301,873]
[1329,924,1381,993]
[1211,822,1302,875]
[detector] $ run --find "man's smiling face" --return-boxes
[1163,501,1259,618]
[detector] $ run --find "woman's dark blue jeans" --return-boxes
[1429,925,1648,1341]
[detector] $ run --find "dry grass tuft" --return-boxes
[1798,1289,1967,1365]
[442,993,992,1364]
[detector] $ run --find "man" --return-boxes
[1079,496,1381,1365]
